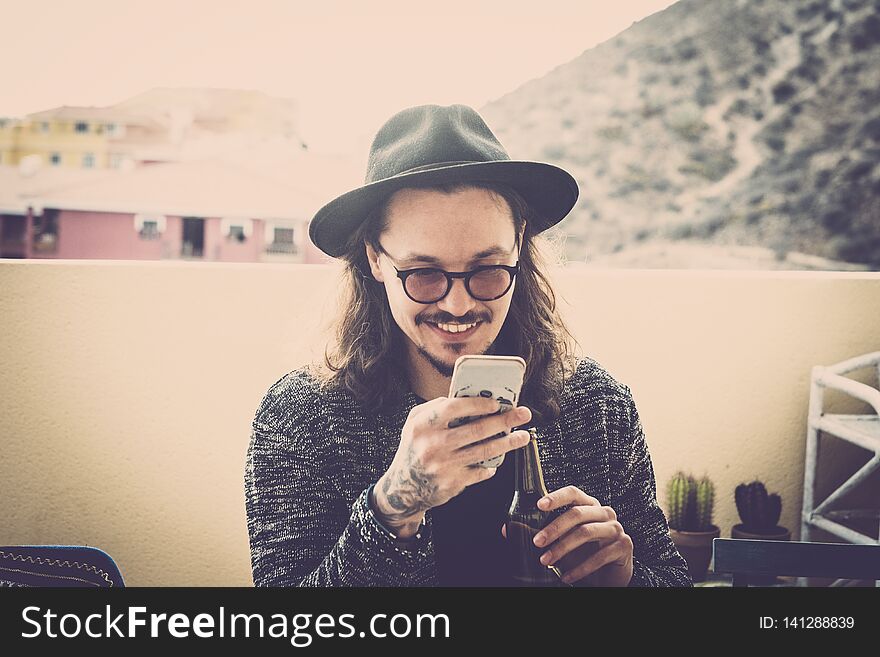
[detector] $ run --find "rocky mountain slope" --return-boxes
[480,0,880,268]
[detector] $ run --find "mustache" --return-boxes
[420,315,486,325]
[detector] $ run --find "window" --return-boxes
[109,153,124,169]
[140,221,159,239]
[264,222,297,254]
[40,122,50,133]
[134,213,166,240]
[220,217,252,242]
[50,153,61,166]
[75,121,89,133]
[82,153,95,168]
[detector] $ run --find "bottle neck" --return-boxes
[514,431,548,495]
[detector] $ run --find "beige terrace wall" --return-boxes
[1,260,878,585]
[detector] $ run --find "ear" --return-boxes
[364,241,385,282]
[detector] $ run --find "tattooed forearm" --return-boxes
[377,447,436,525]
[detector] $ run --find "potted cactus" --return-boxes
[666,471,719,583]
[732,480,791,585]
[733,480,791,540]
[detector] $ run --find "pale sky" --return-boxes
[1,0,677,156]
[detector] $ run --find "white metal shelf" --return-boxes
[800,351,880,587]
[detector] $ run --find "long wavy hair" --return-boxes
[310,180,582,427]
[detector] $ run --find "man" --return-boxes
[244,104,692,587]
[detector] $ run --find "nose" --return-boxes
[437,277,476,317]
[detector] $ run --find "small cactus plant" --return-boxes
[735,480,782,533]
[695,476,714,530]
[666,471,715,531]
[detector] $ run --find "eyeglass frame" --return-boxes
[380,252,521,304]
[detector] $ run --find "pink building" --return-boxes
[0,156,343,264]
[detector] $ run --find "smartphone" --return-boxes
[447,354,527,468]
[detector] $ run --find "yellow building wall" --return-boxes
[0,119,112,168]
[0,260,878,585]
[0,121,21,166]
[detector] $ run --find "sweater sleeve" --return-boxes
[611,386,693,587]
[244,381,437,587]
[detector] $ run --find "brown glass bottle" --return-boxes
[506,428,569,587]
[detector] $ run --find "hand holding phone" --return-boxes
[447,355,528,468]
[372,394,533,538]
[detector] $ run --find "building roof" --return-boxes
[26,105,165,128]
[0,165,108,213]
[115,88,301,139]
[0,145,362,220]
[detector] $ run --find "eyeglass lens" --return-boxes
[406,267,511,302]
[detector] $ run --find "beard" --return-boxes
[415,333,501,378]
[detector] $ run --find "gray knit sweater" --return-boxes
[244,355,693,587]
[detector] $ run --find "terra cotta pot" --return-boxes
[669,525,720,583]
[730,524,791,542]
[730,524,791,585]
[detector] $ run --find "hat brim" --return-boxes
[308,160,579,257]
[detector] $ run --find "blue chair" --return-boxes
[0,545,125,587]
[713,538,880,587]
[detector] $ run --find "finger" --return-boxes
[416,396,496,431]
[448,406,532,450]
[507,404,532,427]
[538,519,622,567]
[501,523,507,539]
[538,485,601,511]
[442,396,511,429]
[454,429,531,466]
[559,539,630,585]
[532,505,613,548]
[466,464,498,487]
[455,429,531,467]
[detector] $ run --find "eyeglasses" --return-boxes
[383,255,520,304]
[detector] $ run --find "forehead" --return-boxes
[380,187,517,266]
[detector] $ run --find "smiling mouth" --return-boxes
[425,321,482,339]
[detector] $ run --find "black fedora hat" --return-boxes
[308,104,579,257]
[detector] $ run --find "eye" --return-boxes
[408,269,446,286]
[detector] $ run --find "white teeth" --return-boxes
[434,322,477,334]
